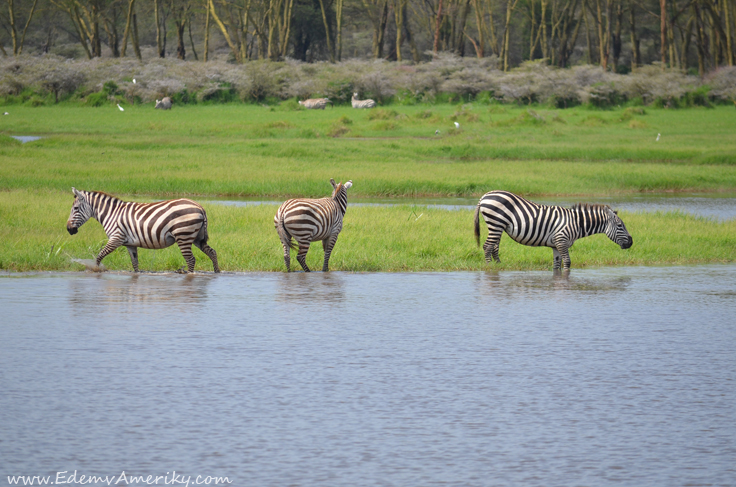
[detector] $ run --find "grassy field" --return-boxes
[1,190,735,272]
[1,103,735,272]
[1,104,735,198]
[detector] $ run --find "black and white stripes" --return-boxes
[66,188,219,273]
[274,179,353,272]
[474,190,632,269]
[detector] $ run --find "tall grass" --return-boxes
[1,190,734,272]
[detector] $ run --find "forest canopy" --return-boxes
[1,0,735,74]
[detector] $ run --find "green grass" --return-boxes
[1,104,735,272]
[1,104,735,198]
[2,190,735,272]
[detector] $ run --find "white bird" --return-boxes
[132,78,136,84]
[454,122,460,128]
[3,112,8,115]
[117,104,124,111]
[435,129,440,135]
[656,133,660,141]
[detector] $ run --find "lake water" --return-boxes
[210,193,736,220]
[1,266,735,487]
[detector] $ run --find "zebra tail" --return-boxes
[474,203,481,247]
[277,215,298,250]
[198,211,210,244]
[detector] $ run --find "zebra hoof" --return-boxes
[175,267,188,274]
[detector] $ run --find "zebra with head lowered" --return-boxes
[274,179,353,272]
[66,188,220,273]
[474,190,632,270]
[298,98,332,109]
[351,93,376,109]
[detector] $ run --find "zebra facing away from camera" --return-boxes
[66,188,220,273]
[351,93,376,109]
[274,179,353,272]
[298,98,332,109]
[474,190,633,270]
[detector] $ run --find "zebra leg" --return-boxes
[483,231,503,263]
[554,245,572,270]
[176,240,197,273]
[194,241,220,273]
[95,234,125,269]
[126,246,140,272]
[552,248,562,270]
[296,241,311,272]
[322,234,340,272]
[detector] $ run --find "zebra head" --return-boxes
[330,178,353,214]
[604,207,633,249]
[67,188,93,235]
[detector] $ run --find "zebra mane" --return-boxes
[571,202,612,212]
[83,190,122,202]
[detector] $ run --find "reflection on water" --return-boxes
[275,271,347,305]
[1,266,735,487]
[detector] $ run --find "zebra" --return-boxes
[66,188,220,273]
[274,179,353,272]
[155,97,172,109]
[351,93,376,109]
[298,98,332,110]
[474,190,632,270]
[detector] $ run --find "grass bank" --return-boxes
[2,190,734,272]
[1,105,735,198]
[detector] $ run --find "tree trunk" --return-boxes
[17,0,39,55]
[335,0,344,60]
[502,0,519,71]
[204,0,211,61]
[121,0,135,57]
[175,20,186,59]
[132,12,141,59]
[8,0,18,55]
[725,0,733,65]
[188,18,198,60]
[629,0,639,70]
[403,2,420,61]
[154,0,163,57]
[317,0,335,62]
[373,0,389,58]
[660,0,667,68]
[454,0,472,56]
[395,0,404,60]
[433,0,443,53]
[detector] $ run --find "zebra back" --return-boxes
[68,188,208,249]
[299,98,331,109]
[274,179,352,244]
[351,93,376,109]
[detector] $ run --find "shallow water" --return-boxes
[1,266,735,486]
[209,193,736,220]
[10,135,43,143]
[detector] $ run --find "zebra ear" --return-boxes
[614,210,618,215]
[72,187,81,198]
[344,181,353,189]
[330,178,337,189]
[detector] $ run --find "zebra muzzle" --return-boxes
[67,224,78,235]
[621,237,633,249]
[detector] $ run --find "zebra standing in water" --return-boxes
[66,188,220,273]
[351,93,376,109]
[298,98,332,109]
[274,179,353,272]
[474,190,632,269]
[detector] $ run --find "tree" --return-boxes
[1,0,40,55]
